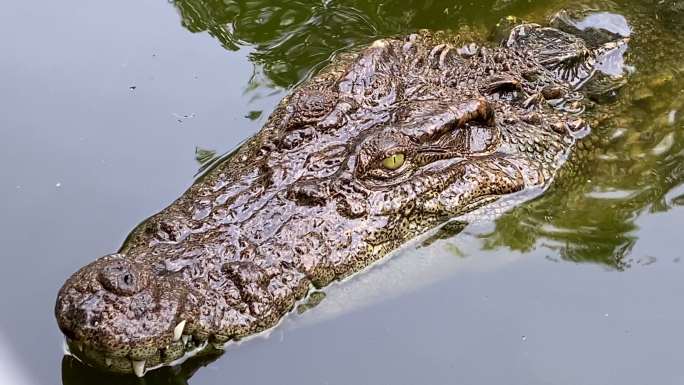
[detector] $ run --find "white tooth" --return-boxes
[212,343,224,350]
[173,320,186,341]
[105,358,112,367]
[181,335,190,345]
[132,360,145,377]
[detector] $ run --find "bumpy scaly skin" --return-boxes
[55,22,627,375]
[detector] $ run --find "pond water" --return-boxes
[1,0,683,384]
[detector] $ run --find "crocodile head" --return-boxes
[56,21,628,376]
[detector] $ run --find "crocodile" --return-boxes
[55,15,629,377]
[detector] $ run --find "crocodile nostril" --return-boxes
[97,257,149,296]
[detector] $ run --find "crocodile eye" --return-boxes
[382,153,405,170]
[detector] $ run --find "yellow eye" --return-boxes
[382,153,405,170]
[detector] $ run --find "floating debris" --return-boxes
[245,110,263,120]
[173,112,196,123]
[194,147,219,175]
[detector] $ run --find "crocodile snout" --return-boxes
[55,253,194,376]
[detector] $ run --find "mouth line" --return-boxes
[64,334,210,377]
[62,319,204,377]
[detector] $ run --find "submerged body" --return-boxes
[55,14,629,376]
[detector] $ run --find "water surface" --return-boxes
[1,1,683,384]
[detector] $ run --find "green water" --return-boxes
[1,1,683,384]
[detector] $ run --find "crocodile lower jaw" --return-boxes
[63,334,207,377]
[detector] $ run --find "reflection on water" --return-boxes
[0,333,33,385]
[61,353,221,385]
[485,13,684,268]
[54,1,684,383]
[172,0,565,87]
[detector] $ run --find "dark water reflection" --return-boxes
[173,0,557,87]
[61,353,219,385]
[1,0,684,384]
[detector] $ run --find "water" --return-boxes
[1,1,683,384]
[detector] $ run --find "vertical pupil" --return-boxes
[382,153,404,170]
